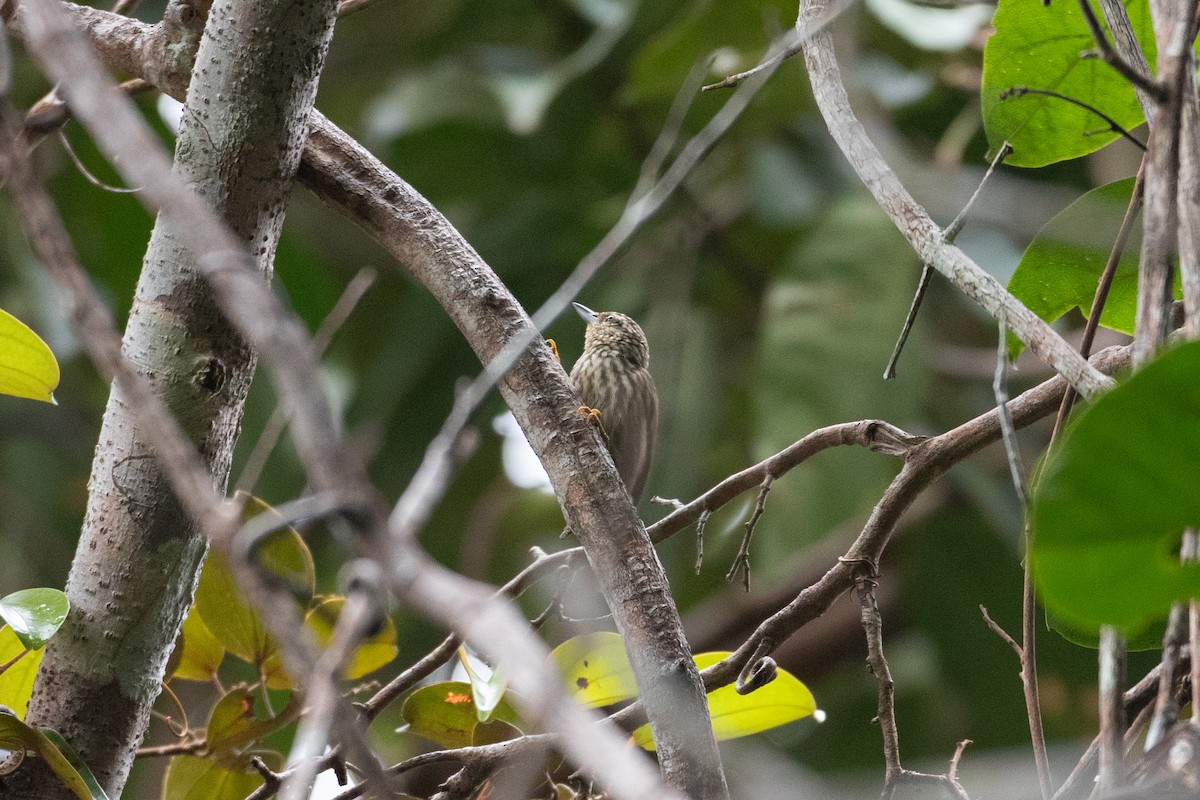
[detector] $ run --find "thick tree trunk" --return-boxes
[0,0,337,796]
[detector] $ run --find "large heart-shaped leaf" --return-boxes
[1005,178,1178,358]
[1032,340,1200,635]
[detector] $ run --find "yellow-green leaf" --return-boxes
[0,626,43,718]
[400,681,520,749]
[194,494,314,673]
[169,606,224,682]
[0,308,59,403]
[204,687,295,765]
[238,494,316,601]
[162,755,263,800]
[0,713,107,799]
[633,652,821,750]
[306,596,398,680]
[39,731,109,800]
[550,632,638,708]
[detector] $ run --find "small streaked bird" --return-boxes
[569,302,659,502]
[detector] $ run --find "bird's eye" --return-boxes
[606,316,623,327]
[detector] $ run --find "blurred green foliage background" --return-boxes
[0,0,1155,796]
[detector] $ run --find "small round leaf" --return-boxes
[400,682,520,749]
[1032,340,1200,635]
[0,588,69,650]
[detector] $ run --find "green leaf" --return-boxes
[195,493,314,677]
[981,0,1153,167]
[471,718,522,746]
[195,552,272,669]
[550,632,638,709]
[0,588,69,650]
[168,605,225,682]
[1044,606,1163,651]
[161,755,263,800]
[632,652,821,750]
[203,687,295,766]
[1031,340,1200,635]
[0,308,60,403]
[400,682,520,749]
[0,626,43,718]
[0,712,108,800]
[1006,178,1173,357]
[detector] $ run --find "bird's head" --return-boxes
[573,302,650,369]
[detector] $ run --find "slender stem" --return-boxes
[1021,531,1053,800]
[1077,0,1165,102]
[1051,158,1146,431]
[1097,626,1127,791]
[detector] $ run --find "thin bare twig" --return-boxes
[725,479,772,591]
[993,315,1028,508]
[56,129,141,192]
[886,136,1011,382]
[1077,0,1166,102]
[943,142,1013,244]
[980,605,1021,657]
[999,87,1147,151]
[236,267,376,493]
[1020,517,1053,800]
[857,575,971,800]
[701,0,855,91]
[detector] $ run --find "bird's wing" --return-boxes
[610,373,659,501]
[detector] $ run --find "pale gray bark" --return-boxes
[0,0,337,796]
[12,3,731,798]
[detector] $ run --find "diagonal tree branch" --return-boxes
[795,0,1114,400]
[4,2,727,796]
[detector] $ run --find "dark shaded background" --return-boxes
[0,0,1152,796]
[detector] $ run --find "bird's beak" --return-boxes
[572,302,599,325]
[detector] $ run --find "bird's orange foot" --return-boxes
[579,406,609,444]
[546,338,560,363]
